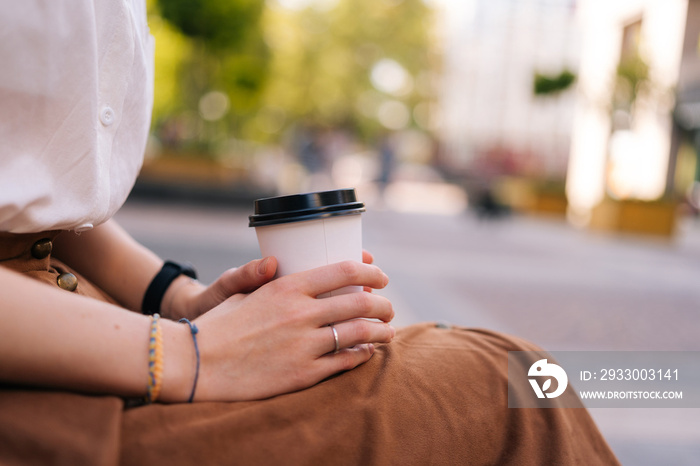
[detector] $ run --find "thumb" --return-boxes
[215,256,278,297]
[184,258,279,318]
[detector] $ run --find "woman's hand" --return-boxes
[161,260,395,402]
[163,257,278,321]
[166,250,377,320]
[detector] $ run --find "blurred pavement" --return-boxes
[115,199,700,466]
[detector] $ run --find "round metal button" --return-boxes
[30,238,53,259]
[57,273,78,292]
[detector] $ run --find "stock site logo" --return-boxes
[528,359,568,398]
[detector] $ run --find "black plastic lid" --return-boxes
[249,189,365,227]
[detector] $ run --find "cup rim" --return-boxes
[249,188,365,227]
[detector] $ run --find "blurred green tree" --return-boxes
[150,0,269,156]
[614,52,649,112]
[157,0,263,50]
[253,0,435,144]
[148,0,435,154]
[533,69,576,96]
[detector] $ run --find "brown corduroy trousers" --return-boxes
[0,231,619,465]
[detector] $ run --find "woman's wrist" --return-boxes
[161,275,205,321]
[158,318,198,403]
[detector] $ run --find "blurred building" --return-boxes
[436,0,580,178]
[671,0,700,211]
[566,0,691,224]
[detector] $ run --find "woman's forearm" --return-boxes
[0,266,192,401]
[1,257,394,402]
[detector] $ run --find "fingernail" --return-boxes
[389,324,395,338]
[383,273,389,286]
[368,343,375,354]
[258,257,269,275]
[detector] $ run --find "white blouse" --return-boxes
[0,0,154,233]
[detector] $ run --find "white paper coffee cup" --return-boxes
[249,189,365,297]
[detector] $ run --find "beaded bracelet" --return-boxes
[145,313,164,403]
[179,318,200,403]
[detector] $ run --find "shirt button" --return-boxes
[30,238,53,259]
[100,106,115,126]
[57,273,78,292]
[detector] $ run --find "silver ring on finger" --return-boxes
[330,324,340,354]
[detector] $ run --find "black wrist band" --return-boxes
[142,261,198,315]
